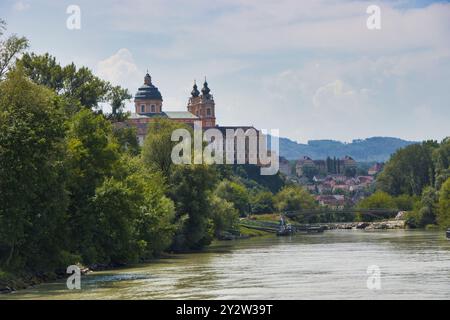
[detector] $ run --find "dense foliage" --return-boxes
[0,42,288,278]
[373,140,450,227]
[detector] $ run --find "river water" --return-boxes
[3,230,450,300]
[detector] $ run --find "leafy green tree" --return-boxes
[0,68,67,272]
[433,138,450,190]
[112,125,140,156]
[122,156,177,259]
[90,177,140,264]
[357,191,396,209]
[20,53,111,112]
[250,191,274,214]
[0,20,29,80]
[215,180,250,216]
[356,191,397,221]
[209,195,239,237]
[274,185,317,212]
[169,165,217,251]
[437,178,450,228]
[417,187,439,227]
[106,85,132,122]
[65,109,120,262]
[377,142,438,196]
[394,194,419,211]
[142,119,192,177]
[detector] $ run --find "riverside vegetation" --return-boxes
[0,19,449,293]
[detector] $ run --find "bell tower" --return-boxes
[187,79,216,127]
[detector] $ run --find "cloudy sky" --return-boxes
[1,0,449,143]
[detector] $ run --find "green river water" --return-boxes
[2,229,450,300]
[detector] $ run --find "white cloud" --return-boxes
[96,48,142,91]
[13,1,31,11]
[106,0,450,56]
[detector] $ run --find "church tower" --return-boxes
[134,72,163,114]
[187,79,216,127]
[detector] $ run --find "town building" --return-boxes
[368,163,384,176]
[296,155,357,177]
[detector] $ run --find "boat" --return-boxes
[277,215,294,236]
[446,229,450,240]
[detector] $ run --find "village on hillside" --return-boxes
[280,156,384,209]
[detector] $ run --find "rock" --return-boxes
[395,211,407,220]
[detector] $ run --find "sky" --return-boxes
[1,0,449,143]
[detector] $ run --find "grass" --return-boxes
[247,213,283,222]
[239,226,272,237]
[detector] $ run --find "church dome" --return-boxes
[135,73,163,101]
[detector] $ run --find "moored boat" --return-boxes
[277,215,294,236]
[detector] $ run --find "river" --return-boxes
[2,230,450,300]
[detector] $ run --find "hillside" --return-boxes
[276,137,417,162]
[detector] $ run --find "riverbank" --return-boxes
[240,214,407,234]
[0,225,271,294]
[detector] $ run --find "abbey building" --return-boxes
[126,72,218,144]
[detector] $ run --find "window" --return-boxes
[141,105,145,113]
[151,105,156,113]
[207,108,211,116]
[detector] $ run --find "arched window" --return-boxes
[207,108,211,116]
[151,105,156,113]
[141,105,145,113]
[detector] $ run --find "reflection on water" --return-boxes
[3,230,450,300]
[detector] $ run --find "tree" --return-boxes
[357,191,396,209]
[209,195,239,237]
[433,138,450,190]
[356,191,397,221]
[437,178,450,228]
[106,86,132,122]
[417,187,439,227]
[215,180,250,216]
[0,68,67,272]
[122,156,177,259]
[394,194,419,211]
[142,119,192,177]
[0,20,29,80]
[377,142,438,196]
[65,109,121,262]
[274,185,317,212]
[20,53,112,112]
[344,167,357,178]
[90,177,140,264]
[169,165,217,251]
[250,191,275,214]
[303,166,319,181]
[112,125,140,156]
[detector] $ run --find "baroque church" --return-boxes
[119,71,277,173]
[125,72,220,145]
[122,72,256,145]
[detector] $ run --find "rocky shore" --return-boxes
[322,220,406,230]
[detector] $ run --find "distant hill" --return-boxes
[275,137,417,162]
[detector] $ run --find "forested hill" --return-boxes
[277,137,417,162]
